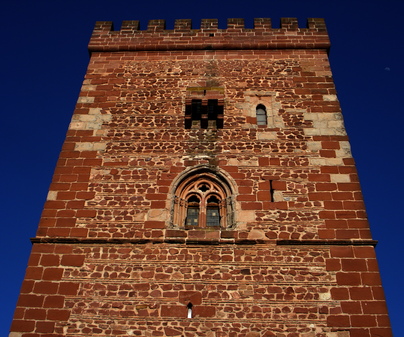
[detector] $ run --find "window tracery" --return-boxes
[172,170,233,229]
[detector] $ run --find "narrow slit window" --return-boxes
[256,104,267,126]
[187,303,193,318]
[269,180,274,202]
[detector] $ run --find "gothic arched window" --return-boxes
[172,171,233,229]
[256,104,267,126]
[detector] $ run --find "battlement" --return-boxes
[88,18,330,52]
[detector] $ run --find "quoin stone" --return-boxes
[9,17,392,337]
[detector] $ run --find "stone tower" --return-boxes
[10,18,392,337]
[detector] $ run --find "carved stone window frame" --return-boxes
[237,90,283,129]
[170,166,235,230]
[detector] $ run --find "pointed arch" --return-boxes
[170,166,236,229]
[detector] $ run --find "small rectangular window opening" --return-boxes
[185,99,223,129]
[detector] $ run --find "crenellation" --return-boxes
[254,17,272,30]
[227,18,245,29]
[307,18,327,31]
[120,20,140,32]
[147,19,166,31]
[94,17,327,33]
[281,17,299,30]
[200,18,218,30]
[174,19,192,31]
[93,20,113,32]
[10,15,392,337]
[89,18,330,53]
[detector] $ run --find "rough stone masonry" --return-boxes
[9,18,392,337]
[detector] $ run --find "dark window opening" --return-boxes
[269,180,274,202]
[185,99,223,129]
[192,99,202,120]
[187,302,193,318]
[207,99,218,116]
[256,104,267,126]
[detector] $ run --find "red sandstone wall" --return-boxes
[88,18,329,52]
[9,19,392,337]
[12,243,389,336]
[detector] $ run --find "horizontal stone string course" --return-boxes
[30,237,378,246]
[9,15,392,337]
[89,18,330,52]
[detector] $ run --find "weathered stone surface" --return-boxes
[9,17,392,337]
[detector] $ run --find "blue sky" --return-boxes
[1,0,403,335]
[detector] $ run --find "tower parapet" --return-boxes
[9,16,392,337]
[89,18,329,52]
